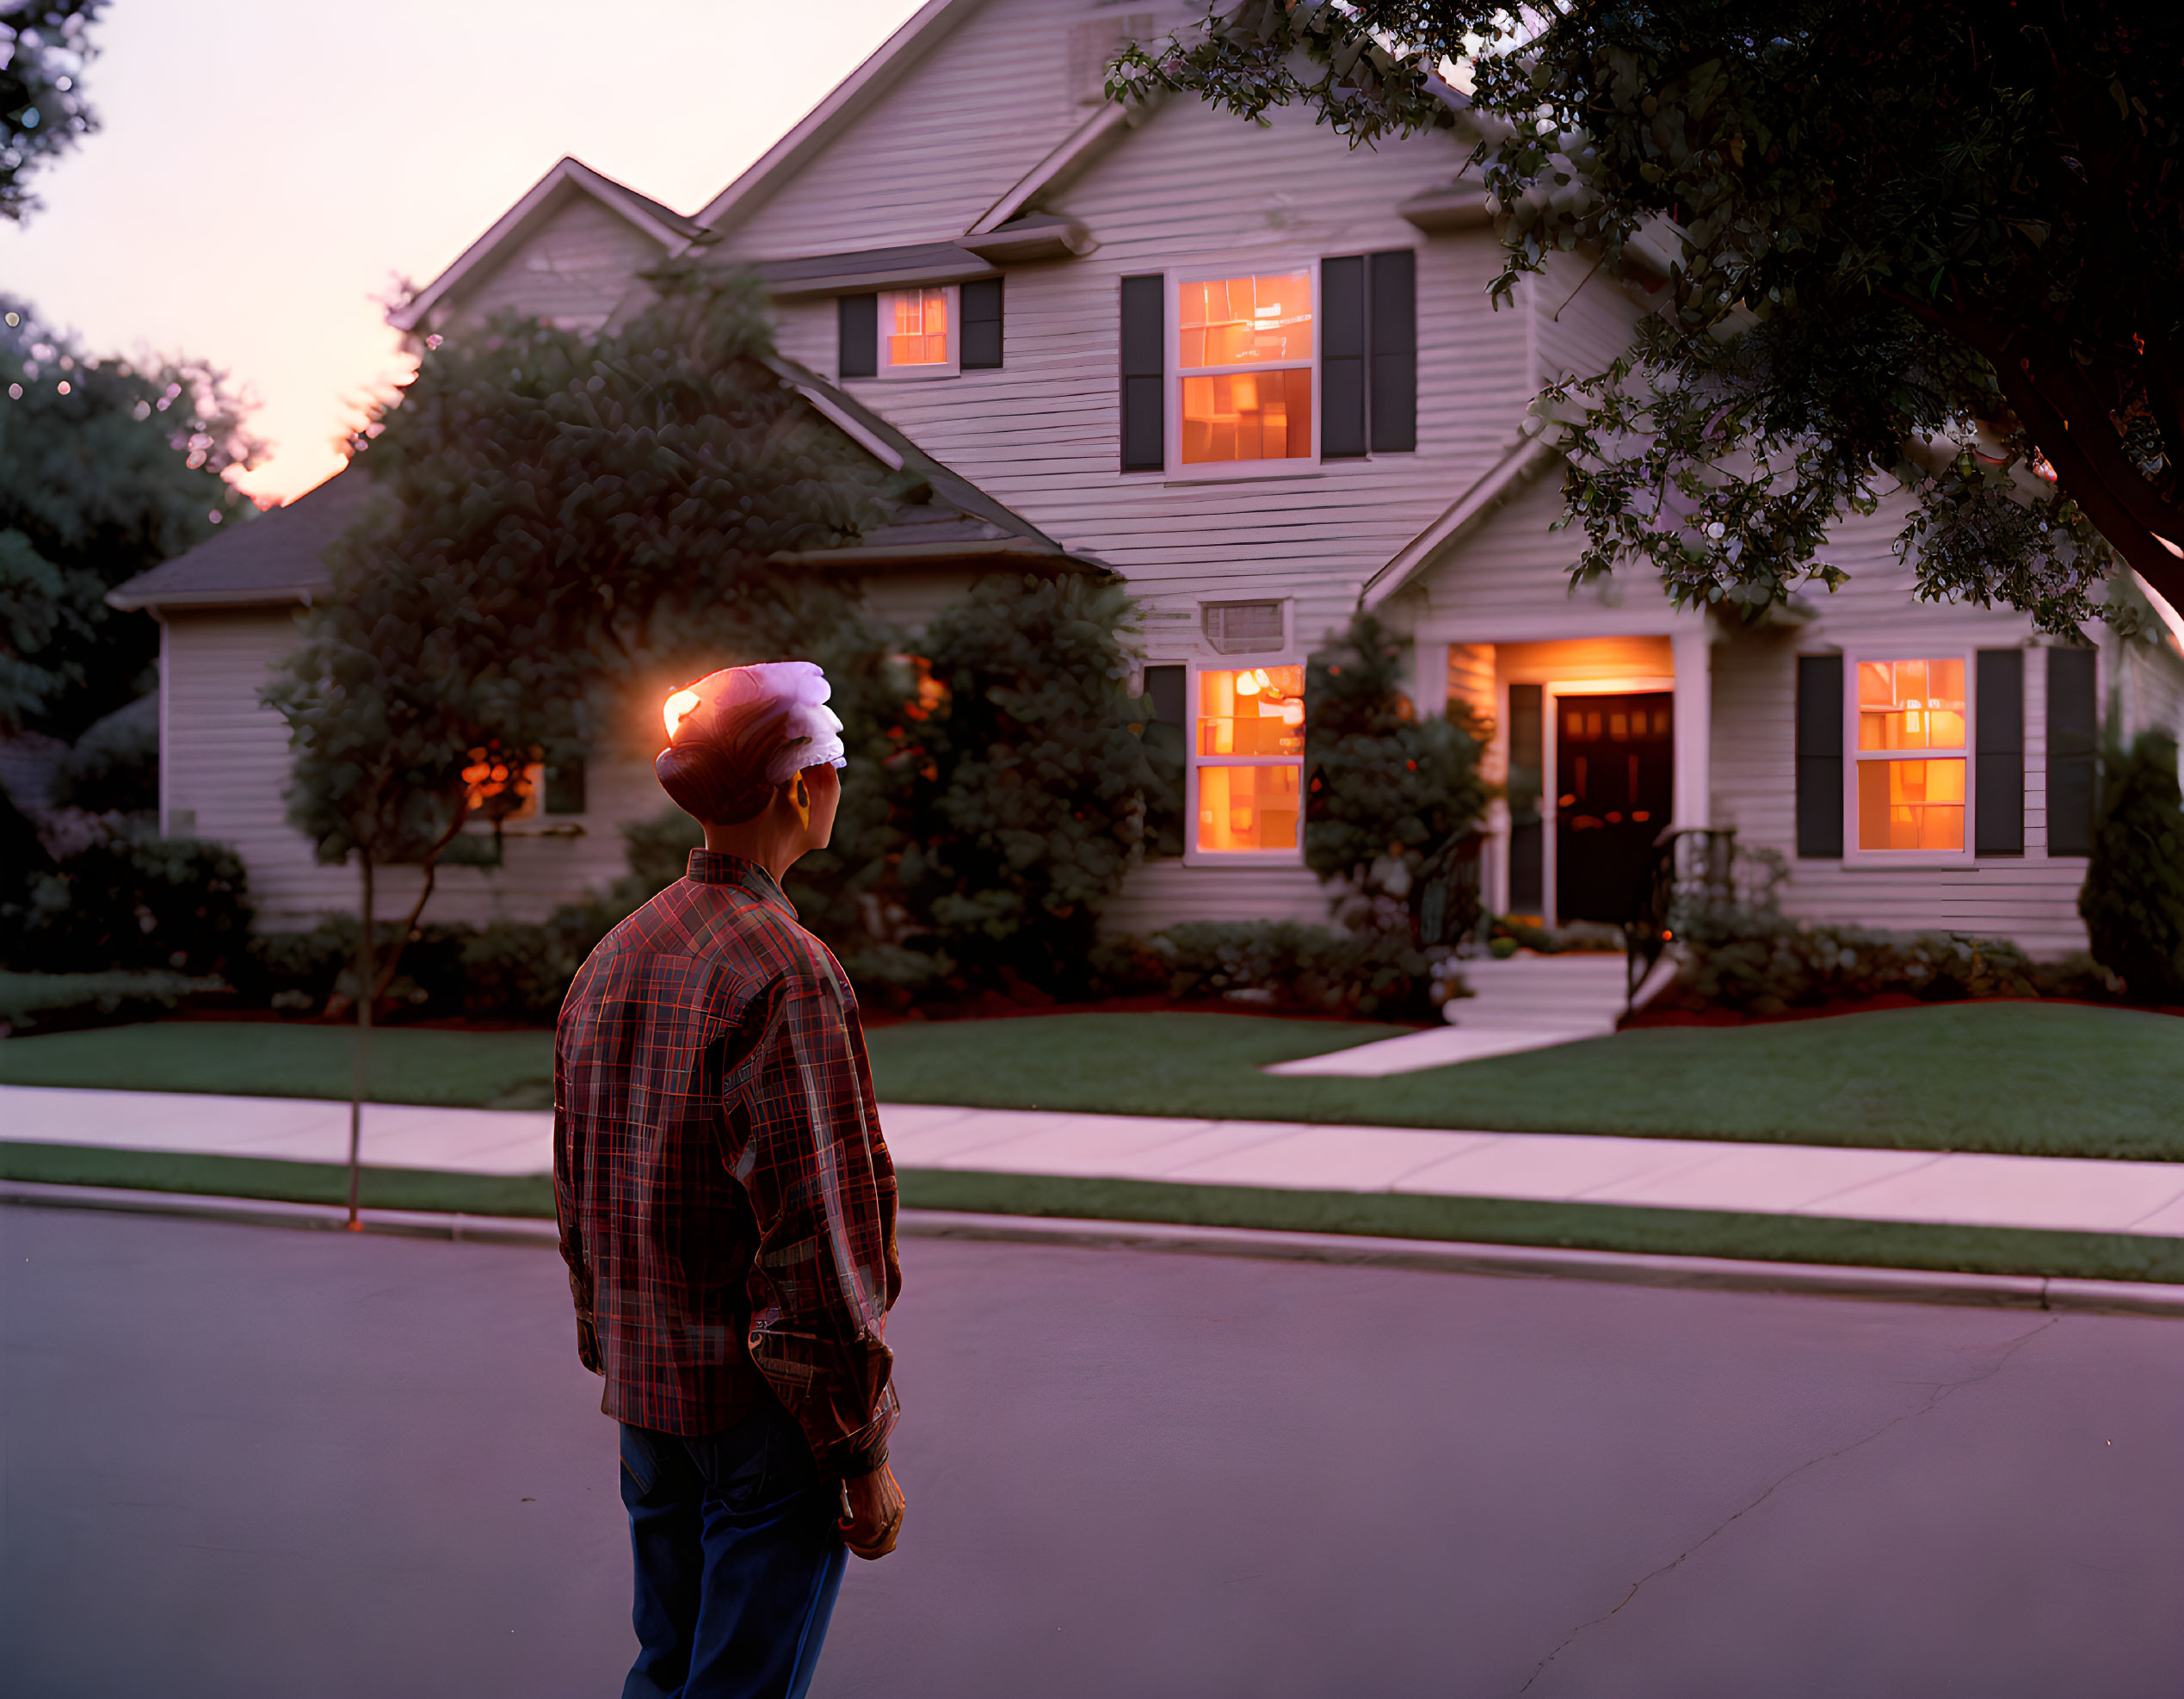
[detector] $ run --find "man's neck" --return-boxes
[701,808,804,886]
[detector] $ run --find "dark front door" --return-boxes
[1555,692,1674,924]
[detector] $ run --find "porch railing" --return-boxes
[1623,827,1737,1011]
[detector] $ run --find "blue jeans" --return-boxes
[618,1399,848,1699]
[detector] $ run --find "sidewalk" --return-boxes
[8,1084,2184,1240]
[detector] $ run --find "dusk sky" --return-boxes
[3,0,927,504]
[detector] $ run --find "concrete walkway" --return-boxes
[7,1084,2184,1239]
[1270,951,1644,1076]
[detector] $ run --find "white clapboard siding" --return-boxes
[1706,499,2095,954]
[720,0,1172,260]
[1100,857,1329,938]
[756,90,1497,654]
[163,610,661,933]
[453,195,671,332]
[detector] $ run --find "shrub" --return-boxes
[53,694,158,814]
[1094,918,1459,1022]
[1658,850,2045,1014]
[2080,731,2184,1004]
[817,576,1168,998]
[0,968,218,1033]
[1305,612,1492,939]
[5,827,254,977]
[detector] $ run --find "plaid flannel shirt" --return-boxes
[554,850,901,1476]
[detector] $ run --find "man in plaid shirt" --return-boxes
[556,661,904,1699]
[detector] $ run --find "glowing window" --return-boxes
[1198,764,1300,853]
[1192,664,1305,856]
[1858,658,1966,751]
[879,287,955,375]
[1177,270,1313,466]
[1853,656,1969,853]
[1857,758,1966,851]
[1198,665,1305,757]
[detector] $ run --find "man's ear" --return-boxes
[789,774,811,830]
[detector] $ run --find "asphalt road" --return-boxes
[3,1204,2179,1698]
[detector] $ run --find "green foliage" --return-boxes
[4,828,253,978]
[1,5,103,223]
[52,689,155,812]
[0,968,213,1035]
[1305,612,1491,883]
[2080,732,2184,1004]
[1092,919,1460,1022]
[618,806,706,904]
[824,576,1166,997]
[1657,848,2093,1014]
[1,295,259,736]
[1125,3,2184,627]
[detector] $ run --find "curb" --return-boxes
[9,1179,2184,1318]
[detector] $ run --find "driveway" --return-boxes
[3,1204,2178,1696]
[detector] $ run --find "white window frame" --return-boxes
[876,284,960,380]
[1182,651,1308,867]
[1843,646,1977,867]
[1163,261,1323,479]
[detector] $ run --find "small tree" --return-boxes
[2080,732,2184,1005]
[836,575,1169,998]
[1305,612,1493,937]
[262,540,479,1226]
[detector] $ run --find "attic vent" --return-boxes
[1070,15,1153,105]
[1201,600,1286,655]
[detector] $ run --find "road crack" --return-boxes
[1516,1313,2064,1694]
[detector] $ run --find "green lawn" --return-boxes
[0,1001,2178,1159]
[3,1141,2178,1283]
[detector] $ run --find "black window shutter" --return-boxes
[1796,654,1844,858]
[1120,275,1164,471]
[1142,664,1185,728]
[960,278,1003,369]
[1320,255,1367,458]
[1974,649,2024,856]
[1367,249,1417,453]
[1507,683,1544,911]
[838,293,877,380]
[544,757,587,816]
[2045,646,2098,856]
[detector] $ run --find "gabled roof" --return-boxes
[1360,435,1559,610]
[694,0,985,235]
[764,355,1097,573]
[388,156,707,334]
[103,367,1089,616]
[106,471,373,611]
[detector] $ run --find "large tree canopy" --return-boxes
[1120,2,2184,632]
[2,4,103,222]
[0,294,258,738]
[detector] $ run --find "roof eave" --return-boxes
[106,584,319,613]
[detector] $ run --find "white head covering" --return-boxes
[666,660,846,780]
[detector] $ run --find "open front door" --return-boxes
[1555,692,1673,924]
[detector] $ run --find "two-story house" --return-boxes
[113,0,2184,952]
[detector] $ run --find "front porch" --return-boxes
[1410,626,1714,930]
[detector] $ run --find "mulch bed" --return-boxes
[1623,991,2184,1029]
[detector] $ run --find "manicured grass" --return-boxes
[3,1141,2176,1283]
[865,1003,2184,1161]
[1,1000,2178,1159]
[0,1022,557,1109]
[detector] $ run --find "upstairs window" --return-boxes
[1176,269,1313,466]
[1854,656,1969,854]
[879,286,958,377]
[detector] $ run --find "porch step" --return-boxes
[1266,950,1641,1078]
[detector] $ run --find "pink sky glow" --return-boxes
[3,0,925,504]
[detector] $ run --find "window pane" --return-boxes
[1198,665,1305,756]
[1198,763,1300,852]
[1857,658,1965,751]
[1180,368,1313,463]
[1178,272,1313,368]
[1857,757,1965,850]
[887,287,949,366]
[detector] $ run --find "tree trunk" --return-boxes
[347,853,375,1232]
